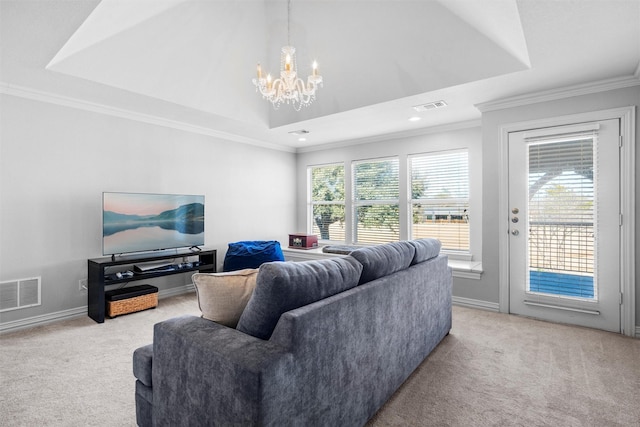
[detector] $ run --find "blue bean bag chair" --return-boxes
[223,240,285,272]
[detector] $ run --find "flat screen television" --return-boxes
[103,192,205,256]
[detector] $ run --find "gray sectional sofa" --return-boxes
[133,238,452,426]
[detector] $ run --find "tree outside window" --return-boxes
[310,164,345,241]
[308,151,471,250]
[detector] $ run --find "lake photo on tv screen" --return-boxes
[103,192,205,255]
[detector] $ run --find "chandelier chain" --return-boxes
[287,0,291,47]
[251,0,323,110]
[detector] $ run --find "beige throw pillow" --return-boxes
[192,269,259,328]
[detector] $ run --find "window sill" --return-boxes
[448,259,483,280]
[282,246,346,261]
[281,247,483,279]
[442,250,474,262]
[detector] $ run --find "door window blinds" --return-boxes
[526,128,597,299]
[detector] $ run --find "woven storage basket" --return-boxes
[106,285,158,318]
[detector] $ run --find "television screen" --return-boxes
[103,192,205,255]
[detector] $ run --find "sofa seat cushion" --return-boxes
[192,269,259,328]
[133,344,153,387]
[409,238,442,265]
[350,241,416,285]
[236,256,363,340]
[223,240,285,272]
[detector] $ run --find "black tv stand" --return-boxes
[88,249,216,323]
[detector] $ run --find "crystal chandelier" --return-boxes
[252,0,322,110]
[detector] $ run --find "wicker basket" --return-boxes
[106,285,158,318]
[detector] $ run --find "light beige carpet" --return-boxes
[1,294,638,426]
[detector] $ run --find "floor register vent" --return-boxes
[0,277,41,312]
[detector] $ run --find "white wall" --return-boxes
[0,94,296,325]
[295,124,483,298]
[2,86,637,330]
[481,86,640,327]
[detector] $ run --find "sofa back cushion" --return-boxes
[408,238,442,265]
[236,256,363,340]
[350,241,416,285]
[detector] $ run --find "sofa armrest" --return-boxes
[151,315,295,426]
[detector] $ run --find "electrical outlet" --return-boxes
[79,279,88,291]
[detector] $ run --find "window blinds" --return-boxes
[353,158,399,244]
[409,150,469,251]
[527,136,596,299]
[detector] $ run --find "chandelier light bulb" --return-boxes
[285,54,292,72]
[266,74,273,92]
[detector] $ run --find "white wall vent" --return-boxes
[288,129,310,136]
[413,100,448,112]
[0,277,41,312]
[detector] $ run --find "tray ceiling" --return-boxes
[2,0,639,149]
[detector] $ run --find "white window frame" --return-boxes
[302,126,482,275]
[307,163,346,243]
[351,157,400,244]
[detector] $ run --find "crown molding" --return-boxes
[0,82,295,153]
[296,119,482,154]
[476,75,640,113]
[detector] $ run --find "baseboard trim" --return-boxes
[158,284,195,298]
[3,288,629,336]
[452,296,500,312]
[452,298,639,338]
[0,285,196,334]
[0,306,86,334]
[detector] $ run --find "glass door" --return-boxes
[508,120,620,332]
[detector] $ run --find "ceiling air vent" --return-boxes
[413,100,448,112]
[288,130,310,136]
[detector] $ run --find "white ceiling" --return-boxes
[2,0,639,151]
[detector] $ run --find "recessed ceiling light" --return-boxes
[298,137,307,142]
[409,116,421,122]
